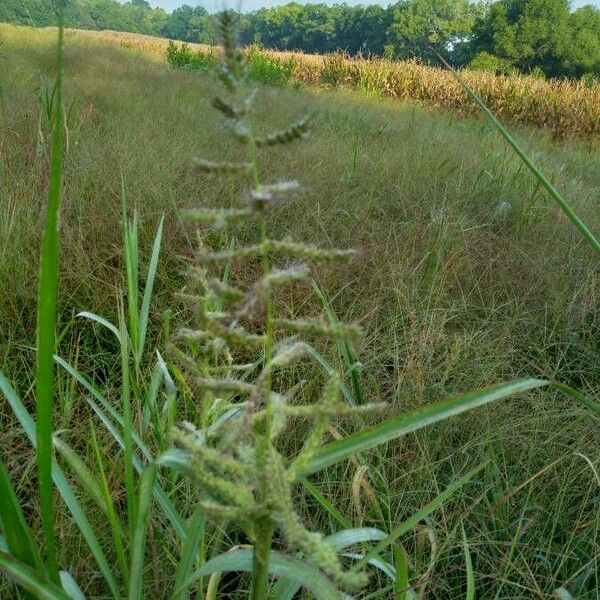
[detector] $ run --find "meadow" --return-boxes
[0,23,599,599]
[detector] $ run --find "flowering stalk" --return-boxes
[170,10,386,597]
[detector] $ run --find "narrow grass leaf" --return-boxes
[55,353,188,540]
[300,478,351,528]
[89,422,129,583]
[172,505,206,600]
[35,17,65,583]
[439,54,600,257]
[271,528,387,600]
[0,372,120,599]
[138,214,164,362]
[552,382,600,417]
[0,461,45,573]
[393,545,409,600]
[118,303,138,544]
[183,549,342,599]
[313,283,363,405]
[59,571,86,600]
[0,552,72,600]
[297,379,548,477]
[462,527,475,600]
[53,436,105,511]
[128,464,157,600]
[76,312,120,341]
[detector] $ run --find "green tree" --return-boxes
[386,0,479,64]
[469,0,572,76]
[563,5,600,77]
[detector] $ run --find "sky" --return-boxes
[145,0,600,13]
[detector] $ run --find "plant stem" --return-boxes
[250,517,274,600]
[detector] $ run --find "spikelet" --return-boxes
[265,447,369,590]
[183,207,253,227]
[195,158,253,174]
[217,10,246,91]
[255,116,311,147]
[247,180,301,211]
[275,317,363,341]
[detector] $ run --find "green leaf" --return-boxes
[76,312,120,342]
[552,382,600,417]
[35,17,65,584]
[0,460,45,574]
[313,283,363,405]
[138,214,164,362]
[128,464,157,600]
[300,478,351,529]
[53,436,105,511]
[172,505,206,600]
[462,527,475,600]
[184,549,342,599]
[89,422,129,583]
[0,372,120,599]
[271,528,388,600]
[394,545,410,600]
[59,571,87,600]
[54,356,187,539]
[0,552,71,600]
[297,379,548,478]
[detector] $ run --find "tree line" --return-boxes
[2,0,599,78]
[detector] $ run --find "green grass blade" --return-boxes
[304,345,354,404]
[35,16,65,584]
[76,312,120,341]
[128,463,157,600]
[313,283,364,405]
[297,379,548,478]
[299,478,351,529]
[138,214,164,363]
[52,436,105,511]
[271,528,387,600]
[440,54,600,257]
[122,188,140,356]
[462,527,475,600]
[552,382,600,416]
[89,422,129,584]
[0,552,71,600]
[0,461,45,575]
[118,302,138,545]
[54,356,187,538]
[58,571,86,600]
[183,549,341,599]
[394,545,409,600]
[86,396,187,540]
[0,372,120,599]
[350,464,486,572]
[172,505,206,600]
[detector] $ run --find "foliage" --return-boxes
[166,40,296,87]
[2,0,600,78]
[469,0,600,77]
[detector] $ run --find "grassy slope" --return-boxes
[0,23,598,598]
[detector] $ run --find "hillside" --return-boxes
[0,23,598,599]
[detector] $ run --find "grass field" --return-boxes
[0,23,599,599]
